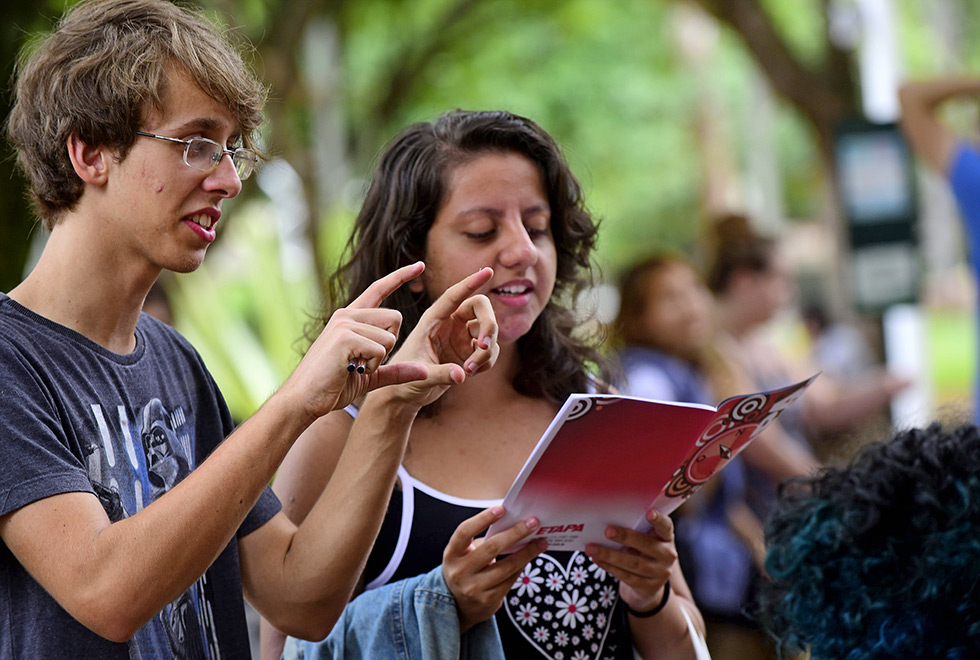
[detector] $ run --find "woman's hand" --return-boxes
[385,266,498,409]
[442,506,547,634]
[280,262,430,421]
[585,509,677,614]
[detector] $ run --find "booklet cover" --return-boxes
[487,375,817,552]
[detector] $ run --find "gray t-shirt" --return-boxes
[0,294,280,659]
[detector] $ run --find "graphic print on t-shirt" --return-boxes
[86,397,220,659]
[505,551,622,660]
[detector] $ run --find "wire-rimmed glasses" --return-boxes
[135,131,258,180]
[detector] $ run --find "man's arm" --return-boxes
[240,267,500,641]
[241,395,420,641]
[0,264,426,642]
[898,76,980,173]
[0,397,311,642]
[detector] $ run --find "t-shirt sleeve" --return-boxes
[0,346,95,518]
[237,486,282,538]
[179,334,283,538]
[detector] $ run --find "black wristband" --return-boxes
[624,580,671,618]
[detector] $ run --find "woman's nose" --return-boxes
[497,223,538,269]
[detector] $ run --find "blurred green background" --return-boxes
[3,0,979,420]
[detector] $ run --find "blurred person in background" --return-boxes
[899,76,980,421]
[612,254,816,660]
[800,302,874,381]
[705,213,909,462]
[614,255,715,407]
[759,422,980,660]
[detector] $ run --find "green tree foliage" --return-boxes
[5,0,980,418]
[0,1,68,291]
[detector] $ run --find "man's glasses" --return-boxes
[135,131,258,180]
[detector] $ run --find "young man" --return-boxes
[899,76,980,420]
[0,0,501,657]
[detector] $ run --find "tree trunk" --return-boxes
[677,0,863,315]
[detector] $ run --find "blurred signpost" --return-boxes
[830,0,932,428]
[833,117,930,427]
[834,120,918,314]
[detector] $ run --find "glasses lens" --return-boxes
[184,138,221,172]
[232,149,258,180]
[184,138,256,179]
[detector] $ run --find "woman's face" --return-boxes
[636,262,713,360]
[743,249,793,326]
[415,151,558,345]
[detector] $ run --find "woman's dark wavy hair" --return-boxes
[319,109,610,406]
[759,423,980,660]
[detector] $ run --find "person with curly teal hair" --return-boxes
[759,423,980,659]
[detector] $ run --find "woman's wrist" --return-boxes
[624,580,671,618]
[361,389,425,421]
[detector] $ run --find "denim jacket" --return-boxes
[282,566,505,660]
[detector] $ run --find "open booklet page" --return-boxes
[487,375,818,552]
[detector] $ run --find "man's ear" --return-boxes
[66,133,110,186]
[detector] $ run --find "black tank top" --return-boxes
[361,465,636,660]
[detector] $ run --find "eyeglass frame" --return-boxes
[134,130,258,180]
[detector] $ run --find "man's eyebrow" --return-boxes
[168,117,240,141]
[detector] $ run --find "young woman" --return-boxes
[264,111,705,659]
[612,252,817,489]
[613,253,829,659]
[614,255,716,406]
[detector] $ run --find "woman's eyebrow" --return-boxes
[458,207,502,219]
[522,203,550,216]
[457,203,550,219]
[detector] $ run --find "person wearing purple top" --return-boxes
[613,255,771,659]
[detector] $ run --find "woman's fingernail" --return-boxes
[525,517,539,530]
[491,506,504,516]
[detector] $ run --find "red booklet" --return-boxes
[487,375,817,551]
